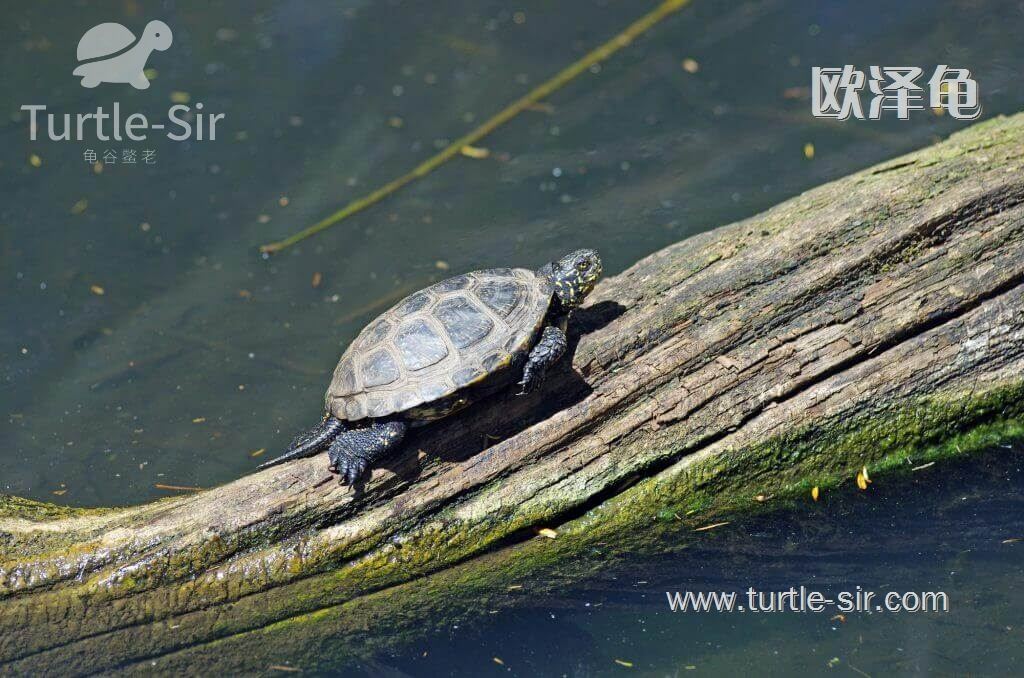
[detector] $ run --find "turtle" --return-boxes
[73,20,172,89]
[258,249,604,484]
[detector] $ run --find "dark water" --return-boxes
[3,0,1022,506]
[321,446,1024,676]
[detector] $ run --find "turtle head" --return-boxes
[142,20,173,51]
[544,249,603,309]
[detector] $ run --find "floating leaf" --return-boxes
[250,448,266,458]
[29,153,42,168]
[155,483,202,492]
[614,659,634,668]
[694,521,730,532]
[856,471,868,491]
[460,145,490,159]
[537,528,557,539]
[493,657,505,666]
[681,58,700,73]
[803,142,815,159]
[811,486,820,502]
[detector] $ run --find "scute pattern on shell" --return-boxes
[327,268,552,421]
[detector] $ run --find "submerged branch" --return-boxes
[257,0,693,253]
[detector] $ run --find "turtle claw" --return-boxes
[345,461,365,486]
[516,373,541,396]
[330,450,369,486]
[325,420,407,486]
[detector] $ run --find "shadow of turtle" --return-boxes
[370,300,627,491]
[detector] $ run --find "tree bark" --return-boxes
[3,113,1024,674]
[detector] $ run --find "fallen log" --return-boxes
[3,113,1024,674]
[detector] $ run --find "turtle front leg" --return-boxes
[327,420,408,485]
[517,325,568,394]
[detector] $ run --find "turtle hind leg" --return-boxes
[131,73,151,89]
[328,420,408,486]
[257,415,345,470]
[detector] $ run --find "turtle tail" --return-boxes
[258,415,345,470]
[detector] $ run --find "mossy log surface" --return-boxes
[3,114,1024,674]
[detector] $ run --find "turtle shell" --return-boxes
[326,267,553,422]
[77,23,137,61]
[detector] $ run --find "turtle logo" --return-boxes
[73,20,173,89]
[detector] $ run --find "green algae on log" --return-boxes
[3,113,1024,674]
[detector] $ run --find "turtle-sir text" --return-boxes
[20,102,224,142]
